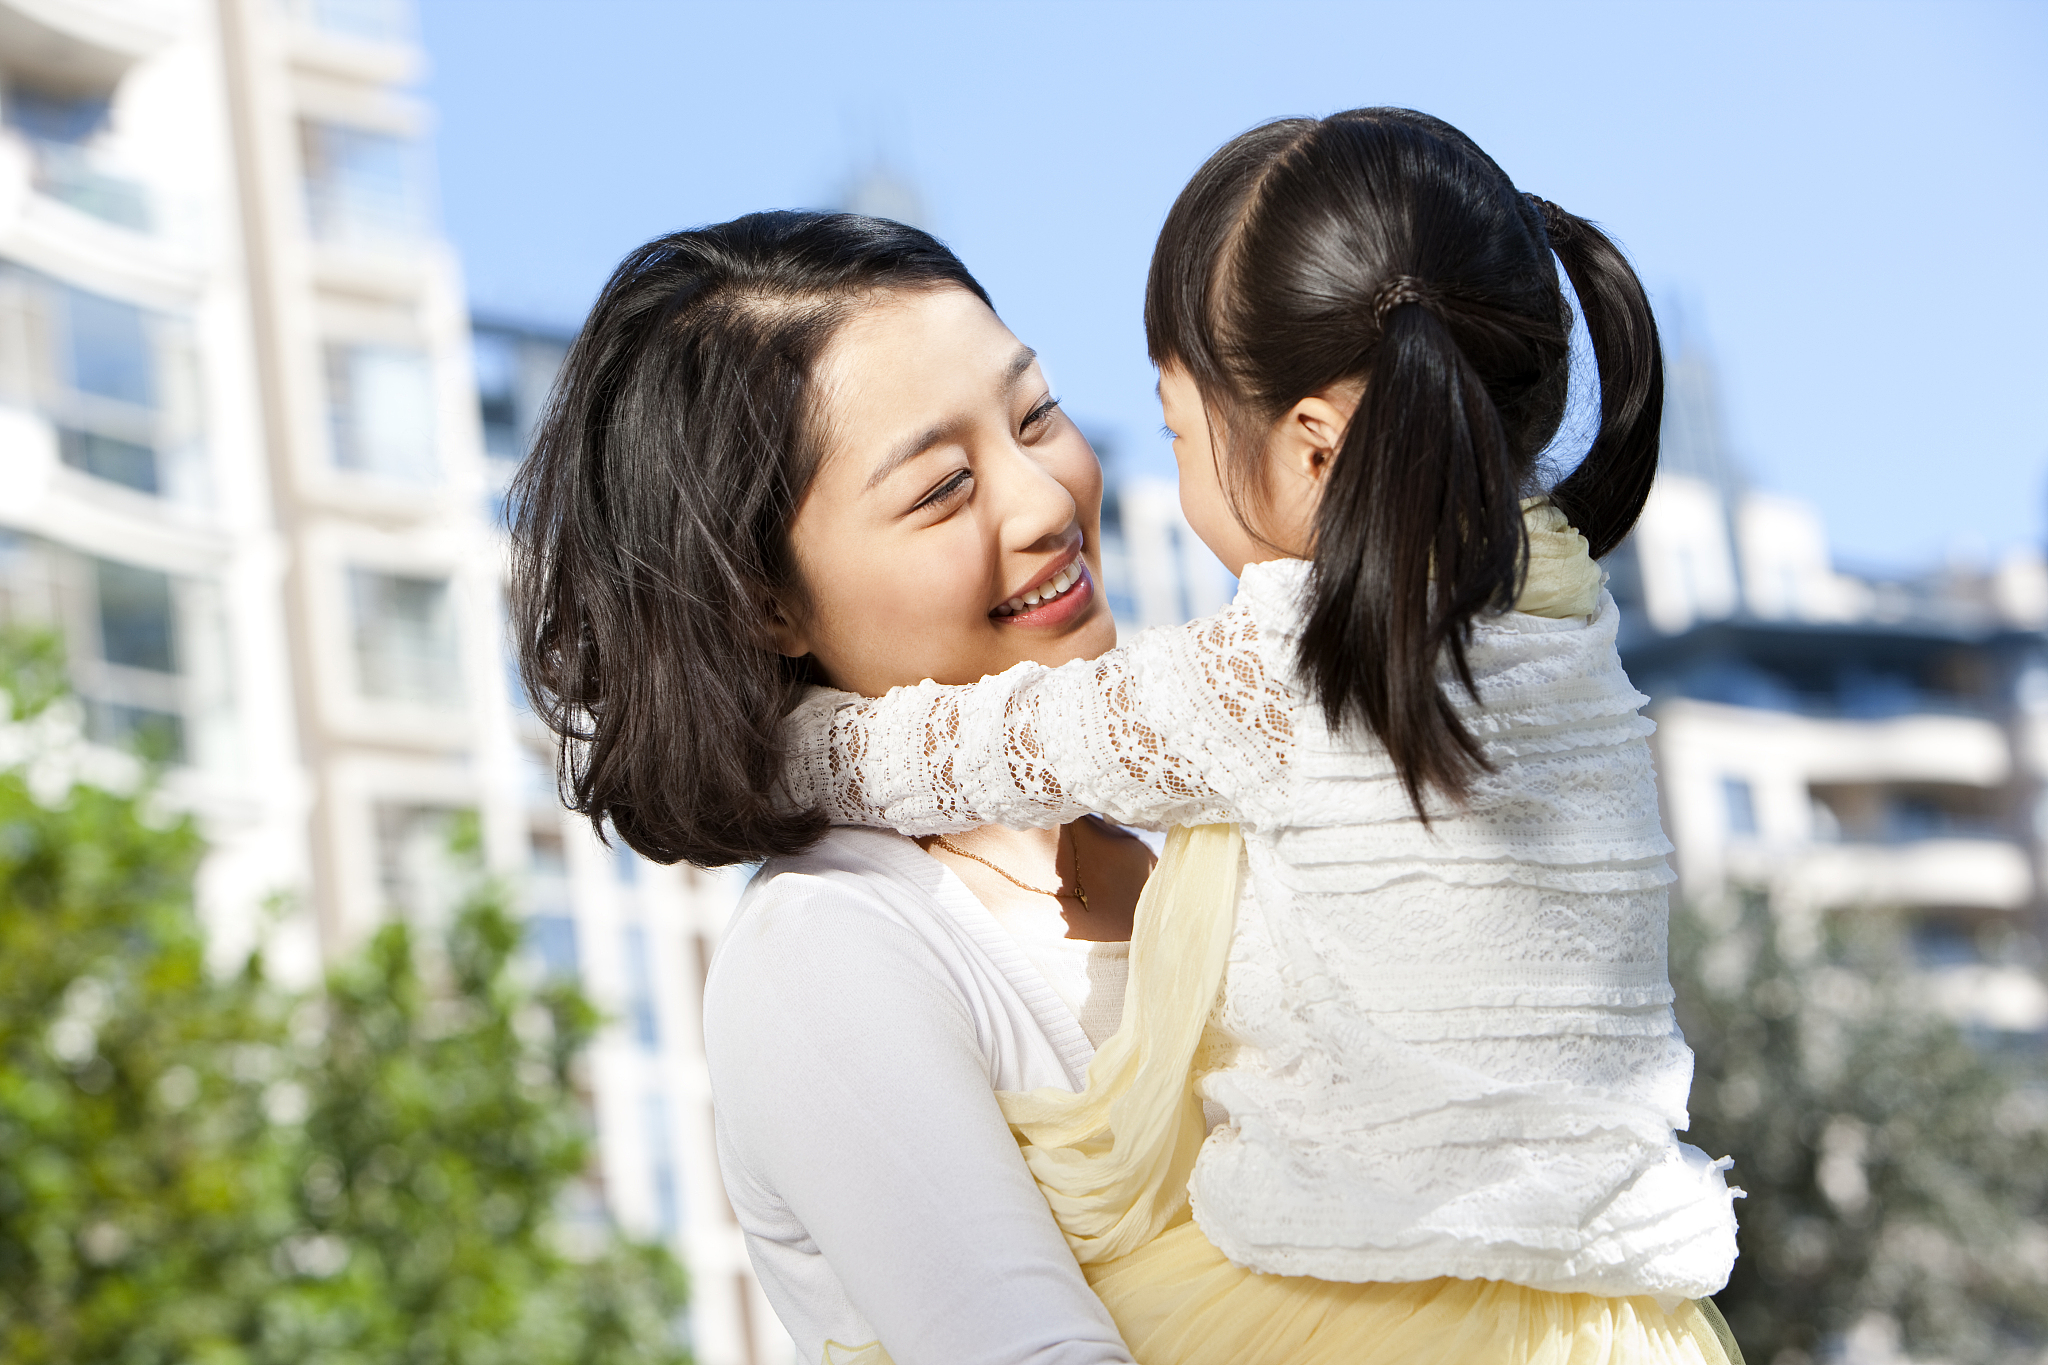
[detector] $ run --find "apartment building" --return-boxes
[1612,341,2048,1035]
[0,4,772,1361]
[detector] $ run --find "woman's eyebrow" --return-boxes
[861,345,1038,492]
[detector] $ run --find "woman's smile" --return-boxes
[992,544,1094,623]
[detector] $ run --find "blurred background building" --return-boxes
[0,2,763,1361]
[1613,337,2048,1040]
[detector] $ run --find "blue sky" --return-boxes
[420,0,2045,572]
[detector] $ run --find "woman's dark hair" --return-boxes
[1145,108,1662,812]
[510,211,991,867]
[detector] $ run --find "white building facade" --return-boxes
[0,4,772,1361]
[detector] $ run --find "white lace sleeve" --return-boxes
[780,601,1296,835]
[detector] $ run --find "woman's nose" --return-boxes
[988,442,1078,552]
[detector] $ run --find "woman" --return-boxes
[510,211,1152,1364]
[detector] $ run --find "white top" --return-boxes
[703,827,1136,1365]
[782,560,1742,1300]
[984,898,1130,1050]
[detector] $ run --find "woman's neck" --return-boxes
[920,822,1139,942]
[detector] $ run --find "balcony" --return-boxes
[1773,837,2033,915]
[23,136,150,232]
[1658,699,2012,791]
[0,1,176,94]
[1923,964,2048,1034]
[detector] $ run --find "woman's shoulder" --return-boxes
[711,829,949,987]
[703,826,1096,1120]
[704,830,982,1066]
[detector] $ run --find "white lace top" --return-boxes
[781,558,1740,1301]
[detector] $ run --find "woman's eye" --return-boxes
[1159,422,1179,441]
[1021,396,1062,436]
[915,469,972,511]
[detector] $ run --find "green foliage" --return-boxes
[1675,893,2048,1365]
[254,898,688,1365]
[0,640,690,1364]
[0,628,68,721]
[0,703,296,1363]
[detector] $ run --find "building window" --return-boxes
[88,557,184,760]
[324,343,436,481]
[472,328,521,461]
[348,568,459,703]
[529,827,567,876]
[470,322,572,466]
[300,121,428,247]
[95,558,175,673]
[0,538,198,763]
[622,924,659,1049]
[644,1092,681,1239]
[0,263,196,498]
[1722,776,1758,838]
[59,430,158,494]
[1,86,152,232]
[62,284,153,406]
[60,286,162,493]
[525,914,580,982]
[283,0,416,43]
[3,87,107,144]
[374,802,477,922]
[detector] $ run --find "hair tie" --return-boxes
[1371,275,1431,326]
[1524,193,1570,244]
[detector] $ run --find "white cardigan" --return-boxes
[782,559,1741,1301]
[703,827,1136,1365]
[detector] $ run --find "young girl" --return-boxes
[778,109,1742,1361]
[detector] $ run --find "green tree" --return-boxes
[0,633,689,1364]
[1675,891,2048,1365]
[255,887,689,1365]
[0,639,298,1363]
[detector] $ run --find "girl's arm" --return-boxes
[780,599,1292,834]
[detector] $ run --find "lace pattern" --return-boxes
[785,601,1293,835]
[777,557,1737,1298]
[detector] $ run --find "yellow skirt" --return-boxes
[1085,1221,1742,1365]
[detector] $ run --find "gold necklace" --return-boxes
[930,827,1089,909]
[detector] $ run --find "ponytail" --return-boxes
[1146,109,1656,816]
[1531,197,1664,559]
[1297,292,1526,814]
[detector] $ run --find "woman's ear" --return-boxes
[763,597,811,659]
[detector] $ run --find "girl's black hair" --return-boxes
[1145,108,1662,813]
[510,210,992,867]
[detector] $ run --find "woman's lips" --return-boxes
[991,560,1094,628]
[996,545,1083,612]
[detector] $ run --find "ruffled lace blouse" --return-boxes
[780,558,1740,1301]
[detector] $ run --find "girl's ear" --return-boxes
[1255,385,1360,559]
[1274,387,1359,484]
[763,598,811,659]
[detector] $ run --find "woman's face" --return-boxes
[775,286,1115,697]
